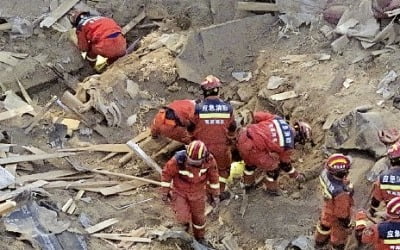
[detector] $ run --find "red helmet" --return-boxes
[325,154,352,176]
[200,75,221,90]
[294,121,312,145]
[186,140,208,166]
[387,197,400,217]
[68,10,89,27]
[388,142,400,162]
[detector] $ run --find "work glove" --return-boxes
[161,192,171,204]
[295,172,306,183]
[211,196,220,208]
[94,55,108,73]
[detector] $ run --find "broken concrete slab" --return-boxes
[331,35,350,54]
[267,76,286,90]
[269,90,298,101]
[176,14,277,83]
[290,235,314,250]
[237,85,255,102]
[376,70,398,100]
[325,108,388,158]
[232,71,252,82]
[0,167,15,189]
[4,200,87,250]
[367,157,390,182]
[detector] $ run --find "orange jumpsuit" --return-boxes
[161,150,220,239]
[315,169,354,248]
[151,100,195,144]
[362,220,400,250]
[236,111,297,191]
[371,168,400,216]
[76,16,126,64]
[189,97,236,192]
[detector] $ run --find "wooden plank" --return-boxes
[237,1,279,12]
[45,180,119,189]
[49,174,95,181]
[40,0,80,28]
[86,218,119,234]
[92,233,151,243]
[4,164,17,189]
[59,144,131,153]
[0,180,48,202]
[118,228,146,248]
[126,140,162,174]
[24,96,58,134]
[17,170,77,184]
[22,146,47,154]
[118,152,133,166]
[0,144,17,152]
[16,78,33,105]
[98,152,118,163]
[91,169,161,186]
[0,105,34,121]
[62,198,73,212]
[67,190,85,214]
[0,200,17,216]
[0,52,26,66]
[0,152,75,165]
[99,181,143,196]
[122,10,146,35]
[0,23,12,31]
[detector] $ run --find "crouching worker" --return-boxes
[160,140,220,244]
[68,9,127,72]
[356,197,400,250]
[315,153,354,250]
[151,99,195,144]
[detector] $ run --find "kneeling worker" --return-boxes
[68,9,127,72]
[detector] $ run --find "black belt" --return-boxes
[106,32,121,38]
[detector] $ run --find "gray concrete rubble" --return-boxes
[325,107,388,158]
[176,14,277,83]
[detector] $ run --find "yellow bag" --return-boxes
[227,161,245,184]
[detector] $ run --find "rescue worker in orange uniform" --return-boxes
[236,111,310,195]
[370,142,400,217]
[160,140,220,243]
[315,153,354,250]
[68,10,127,71]
[356,197,400,250]
[187,75,236,196]
[151,99,195,144]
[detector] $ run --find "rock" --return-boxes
[325,108,387,158]
[367,157,390,182]
[342,78,353,89]
[232,71,252,82]
[176,14,277,83]
[167,82,182,92]
[267,76,286,90]
[0,167,15,189]
[331,35,349,54]
[376,70,398,100]
[126,80,140,99]
[265,238,290,250]
[237,86,255,102]
[269,91,298,101]
[291,192,301,200]
[393,96,400,110]
[320,25,334,39]
[127,114,138,126]
[290,235,314,250]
